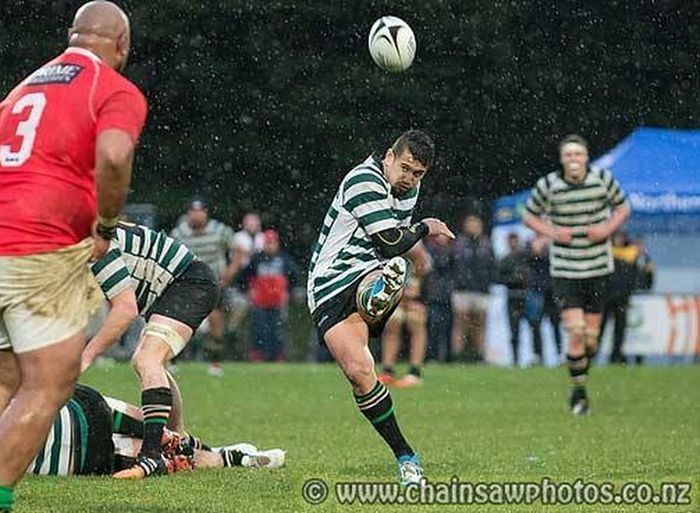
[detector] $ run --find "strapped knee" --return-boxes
[584,327,600,357]
[585,326,600,341]
[143,322,187,357]
[565,320,586,339]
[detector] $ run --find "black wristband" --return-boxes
[410,221,429,238]
[96,223,117,241]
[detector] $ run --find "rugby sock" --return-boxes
[186,434,211,451]
[0,485,13,510]
[140,387,172,458]
[381,366,395,377]
[112,410,144,438]
[220,448,244,467]
[355,381,414,458]
[408,366,421,378]
[567,353,589,387]
[207,336,225,363]
[114,454,137,472]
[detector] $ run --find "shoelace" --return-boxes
[400,462,421,478]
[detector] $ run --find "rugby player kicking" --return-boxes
[307,130,454,485]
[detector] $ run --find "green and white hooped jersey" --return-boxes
[27,399,89,476]
[90,222,196,314]
[307,154,419,313]
[525,167,628,279]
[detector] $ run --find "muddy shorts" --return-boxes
[0,239,102,353]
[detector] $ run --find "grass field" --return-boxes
[16,363,700,512]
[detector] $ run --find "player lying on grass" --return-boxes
[81,221,221,478]
[26,384,285,477]
[307,130,454,485]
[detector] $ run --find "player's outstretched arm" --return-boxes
[81,287,138,372]
[370,219,453,259]
[370,223,427,258]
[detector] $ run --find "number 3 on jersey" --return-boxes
[0,92,47,167]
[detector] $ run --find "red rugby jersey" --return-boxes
[0,47,147,255]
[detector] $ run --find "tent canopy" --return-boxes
[493,127,700,233]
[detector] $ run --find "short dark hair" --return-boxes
[188,199,207,211]
[559,134,589,152]
[392,130,435,168]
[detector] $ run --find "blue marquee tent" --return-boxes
[486,128,700,360]
[493,127,700,234]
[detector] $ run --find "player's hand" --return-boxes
[90,222,110,261]
[553,227,573,244]
[586,223,610,242]
[421,218,455,239]
[220,269,234,288]
[91,237,109,261]
[80,352,94,373]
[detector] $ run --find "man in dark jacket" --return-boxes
[599,231,639,364]
[450,215,494,362]
[497,233,530,366]
[238,230,299,361]
[524,235,562,363]
[423,234,454,361]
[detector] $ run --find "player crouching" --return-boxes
[81,221,221,478]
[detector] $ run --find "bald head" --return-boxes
[68,1,131,72]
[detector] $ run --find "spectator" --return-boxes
[496,233,530,366]
[599,231,638,364]
[450,215,495,362]
[629,235,654,365]
[542,271,563,360]
[632,236,655,292]
[423,234,454,361]
[238,229,300,361]
[170,200,236,376]
[525,235,562,363]
[225,213,265,332]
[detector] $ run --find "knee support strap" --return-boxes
[584,326,600,357]
[565,320,586,338]
[143,322,187,357]
[585,326,600,341]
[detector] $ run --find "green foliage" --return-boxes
[1,1,698,261]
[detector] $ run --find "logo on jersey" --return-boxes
[26,64,84,85]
